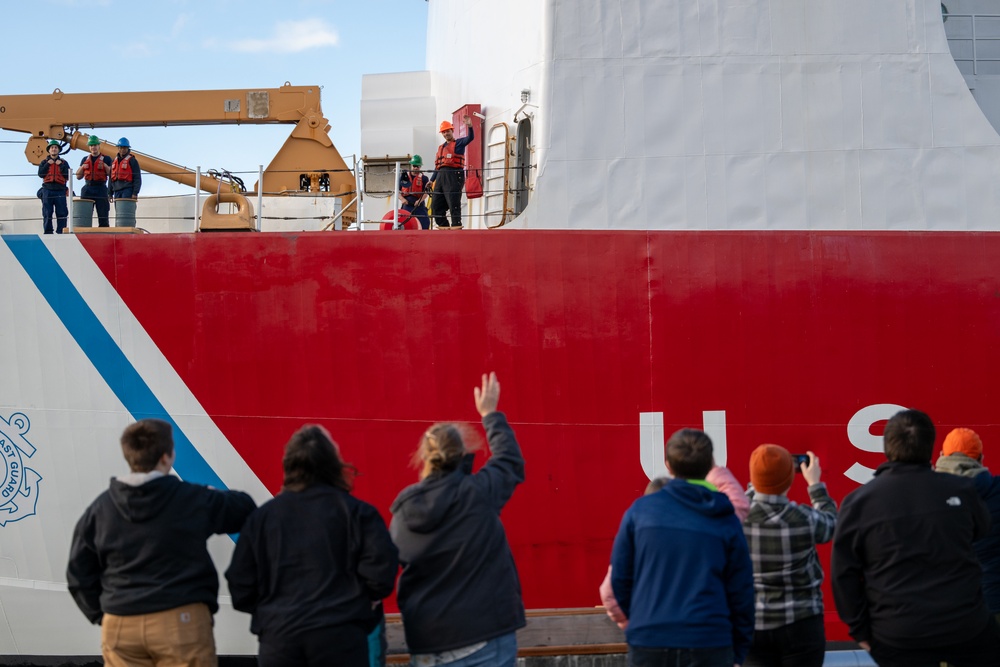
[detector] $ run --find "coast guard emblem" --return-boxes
[0,413,41,526]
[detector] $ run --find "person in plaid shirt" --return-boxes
[742,445,837,667]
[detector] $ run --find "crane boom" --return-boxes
[0,83,355,220]
[0,84,327,139]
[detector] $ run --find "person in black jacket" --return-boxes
[934,427,1000,625]
[225,425,398,667]
[66,418,256,667]
[38,140,70,234]
[390,372,526,667]
[831,409,1000,667]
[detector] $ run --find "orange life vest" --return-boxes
[42,160,67,185]
[82,156,109,182]
[112,155,135,182]
[435,141,464,169]
[402,173,427,197]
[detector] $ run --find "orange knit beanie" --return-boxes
[750,444,794,495]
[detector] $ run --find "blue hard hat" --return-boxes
[116,137,131,148]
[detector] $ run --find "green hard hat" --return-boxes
[47,140,60,148]
[410,155,422,167]
[87,135,100,146]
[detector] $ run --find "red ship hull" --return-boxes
[76,230,1000,640]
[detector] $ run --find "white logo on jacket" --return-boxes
[946,496,962,507]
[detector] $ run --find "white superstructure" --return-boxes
[364,0,1000,230]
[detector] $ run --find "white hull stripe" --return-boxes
[2,235,227,490]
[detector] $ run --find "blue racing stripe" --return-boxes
[2,235,228,491]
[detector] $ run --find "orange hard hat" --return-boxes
[439,120,454,133]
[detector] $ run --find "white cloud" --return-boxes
[227,19,339,54]
[171,13,191,39]
[124,40,153,58]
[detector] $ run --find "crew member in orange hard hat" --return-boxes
[400,155,430,229]
[75,136,113,227]
[430,116,474,229]
[37,140,70,234]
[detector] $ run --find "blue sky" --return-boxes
[0,0,427,196]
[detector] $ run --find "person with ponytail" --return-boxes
[390,372,526,667]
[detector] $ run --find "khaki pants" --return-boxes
[101,602,217,667]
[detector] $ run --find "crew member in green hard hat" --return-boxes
[75,136,113,227]
[111,137,142,201]
[400,154,430,229]
[37,140,70,234]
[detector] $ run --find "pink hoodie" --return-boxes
[599,466,750,630]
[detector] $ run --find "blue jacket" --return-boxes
[611,479,755,663]
[976,475,1000,613]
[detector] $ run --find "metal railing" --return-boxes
[945,14,1000,76]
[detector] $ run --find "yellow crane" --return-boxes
[0,82,356,223]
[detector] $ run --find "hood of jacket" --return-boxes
[390,453,475,533]
[748,493,796,523]
[935,452,990,478]
[662,478,735,518]
[108,474,182,523]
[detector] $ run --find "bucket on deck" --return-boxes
[115,198,137,227]
[72,199,95,228]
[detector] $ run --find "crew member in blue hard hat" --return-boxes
[111,137,142,201]
[399,155,430,230]
[75,136,113,227]
[37,140,70,234]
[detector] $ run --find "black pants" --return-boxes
[432,168,464,228]
[402,202,430,229]
[257,623,368,667]
[869,618,1000,667]
[744,615,825,667]
[628,645,734,667]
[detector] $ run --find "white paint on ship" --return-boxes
[364,0,1000,231]
[0,236,270,655]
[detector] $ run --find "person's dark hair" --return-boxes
[883,409,936,464]
[665,428,714,479]
[282,425,354,492]
[121,419,174,473]
[644,477,669,494]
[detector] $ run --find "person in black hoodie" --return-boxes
[66,418,256,667]
[390,372,526,667]
[832,409,1000,667]
[225,425,398,667]
[934,427,1000,625]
